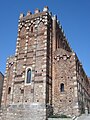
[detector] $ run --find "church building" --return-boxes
[0,7,90,120]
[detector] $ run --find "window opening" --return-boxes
[60,83,64,92]
[26,68,32,84]
[21,89,24,94]
[31,26,33,33]
[8,87,11,94]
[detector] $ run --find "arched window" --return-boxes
[26,68,32,84]
[60,83,64,92]
[8,87,11,94]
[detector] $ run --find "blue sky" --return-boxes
[0,0,90,76]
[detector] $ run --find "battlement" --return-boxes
[19,6,49,21]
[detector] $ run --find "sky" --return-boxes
[0,0,90,77]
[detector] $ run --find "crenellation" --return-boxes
[19,13,24,19]
[27,11,32,16]
[35,8,40,14]
[43,6,49,12]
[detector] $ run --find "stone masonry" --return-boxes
[0,7,90,120]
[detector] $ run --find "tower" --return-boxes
[1,6,53,120]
